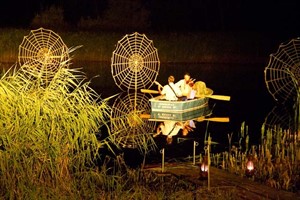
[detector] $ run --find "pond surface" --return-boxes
[73,61,276,148]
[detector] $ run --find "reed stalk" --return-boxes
[219,121,300,192]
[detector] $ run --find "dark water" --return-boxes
[74,61,275,150]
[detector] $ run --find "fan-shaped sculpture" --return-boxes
[18,28,69,81]
[111,32,160,91]
[110,92,156,150]
[264,38,300,103]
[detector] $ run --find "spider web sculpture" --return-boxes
[264,105,296,132]
[18,28,69,81]
[110,33,160,149]
[110,92,156,150]
[264,38,300,103]
[111,32,160,91]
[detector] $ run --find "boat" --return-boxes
[148,88,213,121]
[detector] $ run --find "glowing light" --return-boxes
[246,160,254,171]
[200,163,208,172]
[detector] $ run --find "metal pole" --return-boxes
[193,141,199,165]
[160,148,165,173]
[207,136,211,190]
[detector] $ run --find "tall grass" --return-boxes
[209,122,300,192]
[0,57,124,198]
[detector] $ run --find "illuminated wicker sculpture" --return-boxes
[264,105,295,131]
[111,92,156,149]
[264,38,300,103]
[265,38,300,131]
[111,33,160,148]
[18,28,69,81]
[111,32,160,91]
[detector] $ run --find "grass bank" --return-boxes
[0,28,284,64]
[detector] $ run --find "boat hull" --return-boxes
[149,104,210,121]
[148,88,213,121]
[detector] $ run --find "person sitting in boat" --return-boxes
[153,120,195,144]
[158,75,182,101]
[193,81,207,97]
[175,72,195,98]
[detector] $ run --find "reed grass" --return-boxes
[209,122,300,192]
[0,59,111,197]
[0,55,155,198]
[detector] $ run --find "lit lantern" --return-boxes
[199,156,208,179]
[200,163,208,172]
[245,155,255,177]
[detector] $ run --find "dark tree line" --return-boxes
[0,0,299,32]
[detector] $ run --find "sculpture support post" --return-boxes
[160,148,165,173]
[193,141,199,165]
[207,136,211,190]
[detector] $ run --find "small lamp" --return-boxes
[245,155,255,177]
[199,155,208,179]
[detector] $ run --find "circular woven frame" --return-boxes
[264,38,300,103]
[111,32,160,91]
[18,28,69,81]
[264,105,296,132]
[110,92,156,148]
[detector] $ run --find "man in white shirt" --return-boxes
[175,72,195,97]
[158,75,182,100]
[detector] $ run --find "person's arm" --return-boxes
[175,79,183,87]
[153,123,163,137]
[158,85,163,94]
[176,122,184,129]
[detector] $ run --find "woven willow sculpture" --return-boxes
[110,92,156,150]
[264,105,295,131]
[18,28,69,81]
[111,32,160,91]
[264,38,300,103]
[264,38,300,132]
[110,33,160,148]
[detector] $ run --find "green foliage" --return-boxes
[211,122,300,192]
[0,60,113,198]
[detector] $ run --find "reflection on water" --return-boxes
[264,104,298,132]
[1,61,276,148]
[72,61,276,146]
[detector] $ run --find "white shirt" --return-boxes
[161,82,182,100]
[159,121,183,137]
[175,79,192,96]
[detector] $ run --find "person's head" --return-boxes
[166,136,173,145]
[168,75,175,83]
[184,72,191,82]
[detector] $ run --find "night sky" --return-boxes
[0,0,300,33]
